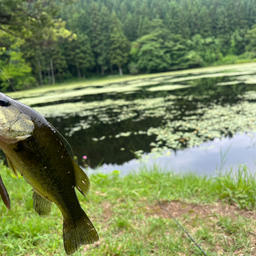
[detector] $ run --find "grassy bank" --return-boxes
[1,163,256,255]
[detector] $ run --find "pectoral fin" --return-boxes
[0,175,10,210]
[32,190,52,216]
[72,160,90,197]
[6,156,18,178]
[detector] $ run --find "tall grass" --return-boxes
[90,163,256,209]
[213,165,256,209]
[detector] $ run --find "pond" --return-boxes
[8,63,256,175]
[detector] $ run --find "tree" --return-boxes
[188,0,201,36]
[245,0,256,28]
[0,0,74,45]
[198,6,212,37]
[61,0,90,34]
[0,0,75,88]
[138,40,171,73]
[89,2,102,73]
[190,34,222,65]
[97,5,111,75]
[49,43,68,83]
[20,42,44,86]
[137,16,152,38]
[150,0,168,20]
[183,50,203,68]
[230,29,248,55]
[165,34,189,69]
[123,12,138,42]
[66,34,95,78]
[2,0,256,84]
[177,4,190,39]
[165,1,180,34]
[0,35,35,91]
[119,2,128,23]
[135,29,172,73]
[245,22,256,55]
[109,13,130,75]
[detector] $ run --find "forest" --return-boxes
[1,0,256,91]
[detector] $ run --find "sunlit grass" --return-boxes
[1,162,256,255]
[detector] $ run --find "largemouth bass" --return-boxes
[0,93,99,254]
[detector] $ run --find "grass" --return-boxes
[1,163,256,255]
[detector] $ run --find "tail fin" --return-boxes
[63,211,99,255]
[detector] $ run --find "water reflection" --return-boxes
[88,132,256,176]
[48,116,160,168]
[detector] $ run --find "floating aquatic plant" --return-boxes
[7,63,256,165]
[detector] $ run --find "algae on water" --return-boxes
[11,63,256,159]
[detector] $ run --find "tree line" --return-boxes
[1,0,256,91]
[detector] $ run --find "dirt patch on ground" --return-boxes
[145,200,256,221]
[101,199,256,223]
[95,199,256,255]
[102,201,113,220]
[147,201,256,255]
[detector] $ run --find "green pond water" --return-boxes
[10,63,256,174]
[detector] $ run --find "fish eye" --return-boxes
[0,98,10,107]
